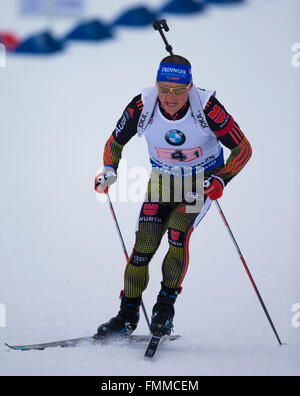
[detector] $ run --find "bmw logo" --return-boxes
[165,130,186,146]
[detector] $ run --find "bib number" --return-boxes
[156,147,203,163]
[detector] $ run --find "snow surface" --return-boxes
[0,0,299,376]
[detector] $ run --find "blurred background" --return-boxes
[0,0,299,376]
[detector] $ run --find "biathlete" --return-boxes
[94,55,252,337]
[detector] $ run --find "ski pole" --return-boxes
[214,199,283,346]
[106,192,151,331]
[153,19,174,55]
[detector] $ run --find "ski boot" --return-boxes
[94,292,141,339]
[150,284,181,336]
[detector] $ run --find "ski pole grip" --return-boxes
[153,19,169,32]
[153,19,174,56]
[203,180,211,189]
[95,175,105,188]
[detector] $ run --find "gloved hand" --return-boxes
[203,176,224,200]
[94,166,117,194]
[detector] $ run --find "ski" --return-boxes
[5,334,180,351]
[144,334,171,359]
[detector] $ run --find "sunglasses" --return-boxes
[157,82,192,96]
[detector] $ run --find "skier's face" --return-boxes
[156,81,192,115]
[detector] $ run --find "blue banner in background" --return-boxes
[14,31,65,54]
[53,0,85,17]
[20,0,48,15]
[64,19,113,41]
[112,6,159,27]
[1,0,246,55]
[160,0,207,14]
[20,0,86,17]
